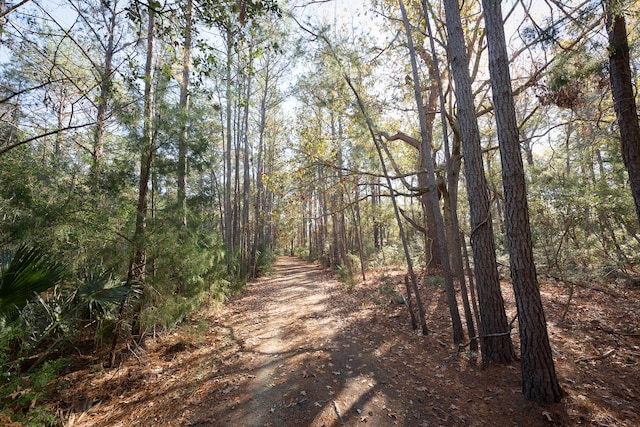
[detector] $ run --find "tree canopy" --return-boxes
[1,0,639,421]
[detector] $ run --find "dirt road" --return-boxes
[67,257,414,426]
[61,256,639,427]
[217,256,403,427]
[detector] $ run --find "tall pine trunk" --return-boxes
[92,0,117,185]
[399,0,463,344]
[251,60,269,276]
[224,28,234,254]
[241,56,252,275]
[129,5,156,282]
[606,0,640,227]
[441,0,515,364]
[482,0,563,402]
[422,0,477,350]
[177,0,193,227]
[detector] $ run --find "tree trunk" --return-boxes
[0,1,5,47]
[482,0,563,402]
[461,232,482,340]
[241,57,253,275]
[265,137,275,250]
[418,50,442,270]
[251,59,270,276]
[606,0,640,227]
[442,0,515,364]
[421,0,477,350]
[224,28,234,254]
[337,119,348,265]
[177,0,193,227]
[128,5,156,283]
[92,0,117,185]
[318,166,327,266]
[348,179,366,281]
[233,77,242,253]
[399,0,463,344]
[345,75,428,335]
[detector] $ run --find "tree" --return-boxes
[421,0,477,351]
[606,0,640,227]
[398,0,463,344]
[441,0,515,365]
[177,0,193,227]
[64,0,137,185]
[128,3,156,282]
[0,0,29,48]
[482,0,564,402]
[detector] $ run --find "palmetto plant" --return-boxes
[75,270,136,319]
[0,246,66,323]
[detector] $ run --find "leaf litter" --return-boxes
[47,257,639,426]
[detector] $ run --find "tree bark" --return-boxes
[442,0,515,364]
[421,0,477,350]
[224,27,234,253]
[345,75,428,335]
[92,0,117,185]
[241,56,252,275]
[399,0,463,344]
[606,0,640,227]
[251,58,269,276]
[129,4,156,282]
[482,0,563,402]
[177,0,193,227]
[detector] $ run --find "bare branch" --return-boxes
[0,0,30,19]
[0,122,94,156]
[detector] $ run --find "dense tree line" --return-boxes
[0,0,639,422]
[0,1,286,422]
[289,0,639,403]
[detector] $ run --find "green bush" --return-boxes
[424,275,444,288]
[254,248,276,277]
[0,333,67,427]
[336,264,357,290]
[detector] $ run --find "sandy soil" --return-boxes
[54,256,640,426]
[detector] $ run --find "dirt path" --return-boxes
[220,256,397,427]
[59,257,640,427]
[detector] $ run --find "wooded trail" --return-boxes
[220,256,400,426]
[61,257,639,427]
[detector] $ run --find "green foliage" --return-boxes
[336,263,357,290]
[332,253,361,290]
[131,216,233,332]
[537,44,608,109]
[526,125,640,280]
[0,356,66,426]
[369,244,405,269]
[0,320,66,426]
[370,275,401,306]
[294,246,310,260]
[424,275,444,288]
[0,145,135,275]
[0,0,286,421]
[0,246,66,322]
[334,259,358,291]
[254,248,276,277]
[75,271,134,318]
[140,294,201,332]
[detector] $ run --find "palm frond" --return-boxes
[0,246,67,321]
[77,271,134,317]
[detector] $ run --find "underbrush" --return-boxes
[0,236,262,425]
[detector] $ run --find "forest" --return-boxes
[0,0,639,425]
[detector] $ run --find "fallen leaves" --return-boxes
[46,259,640,427]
